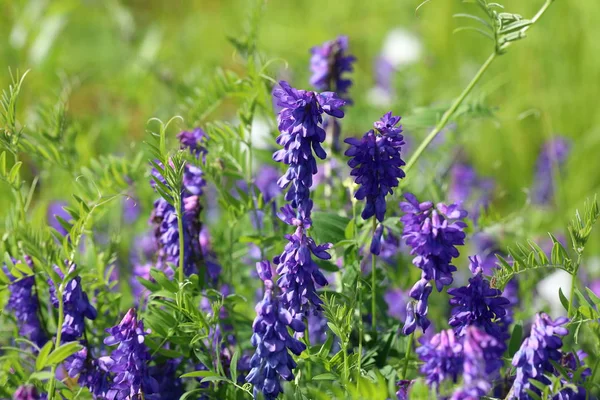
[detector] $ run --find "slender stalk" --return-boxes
[176,196,185,283]
[567,254,582,318]
[371,218,377,330]
[401,332,414,379]
[323,121,335,208]
[404,52,497,174]
[47,287,64,400]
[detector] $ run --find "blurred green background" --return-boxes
[1,0,599,239]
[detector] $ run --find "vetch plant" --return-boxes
[4,1,600,400]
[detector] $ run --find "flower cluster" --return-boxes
[13,385,46,400]
[400,193,467,334]
[532,137,570,205]
[448,256,510,342]
[100,308,158,399]
[66,347,110,398]
[246,261,307,400]
[48,263,97,343]
[3,257,47,349]
[274,204,331,316]
[272,80,345,214]
[309,35,356,102]
[150,129,208,279]
[417,326,504,397]
[450,326,505,399]
[511,313,569,399]
[345,112,405,225]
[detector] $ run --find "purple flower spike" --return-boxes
[448,256,510,342]
[345,112,405,222]
[101,309,158,399]
[48,263,97,343]
[246,261,307,400]
[272,81,345,215]
[511,313,569,399]
[13,385,45,400]
[532,137,570,205]
[403,279,432,334]
[309,35,356,103]
[448,163,494,221]
[177,127,209,162]
[3,257,47,349]
[451,326,505,400]
[274,205,330,316]
[401,193,467,292]
[417,329,464,388]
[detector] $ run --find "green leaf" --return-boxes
[230,349,239,384]
[36,341,53,370]
[311,212,351,244]
[46,342,83,366]
[149,268,178,293]
[180,370,220,378]
[558,288,570,312]
[312,372,337,381]
[508,324,523,357]
[29,371,53,381]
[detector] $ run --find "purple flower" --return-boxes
[309,35,356,102]
[100,309,158,399]
[384,288,410,321]
[401,193,467,291]
[345,112,405,223]
[3,257,47,348]
[511,313,569,399]
[66,347,110,398]
[13,385,45,400]
[556,351,590,400]
[199,227,222,284]
[403,279,432,334]
[417,329,464,388]
[374,55,396,98]
[254,165,282,204]
[246,261,307,400]
[448,163,494,221]
[451,326,505,399]
[305,312,328,345]
[177,127,209,162]
[532,137,570,205]
[448,256,510,342]
[48,263,97,343]
[123,196,140,224]
[47,201,71,237]
[396,380,414,400]
[274,204,330,316]
[150,359,185,399]
[272,81,345,215]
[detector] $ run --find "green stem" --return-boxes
[371,218,377,330]
[402,332,414,379]
[403,52,497,175]
[48,287,64,400]
[568,254,582,317]
[176,196,185,283]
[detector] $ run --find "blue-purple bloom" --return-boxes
[384,288,410,321]
[274,204,331,316]
[309,35,356,102]
[246,261,307,400]
[404,279,432,334]
[100,308,158,399]
[396,380,414,400]
[451,326,504,400]
[3,257,47,349]
[150,130,207,278]
[66,347,110,398]
[417,329,464,388]
[448,256,510,342]
[532,137,570,205]
[47,201,70,237]
[511,313,569,399]
[448,163,494,221]
[345,112,405,223]
[13,385,45,400]
[48,263,97,343]
[401,193,467,334]
[401,193,467,291]
[272,81,345,215]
